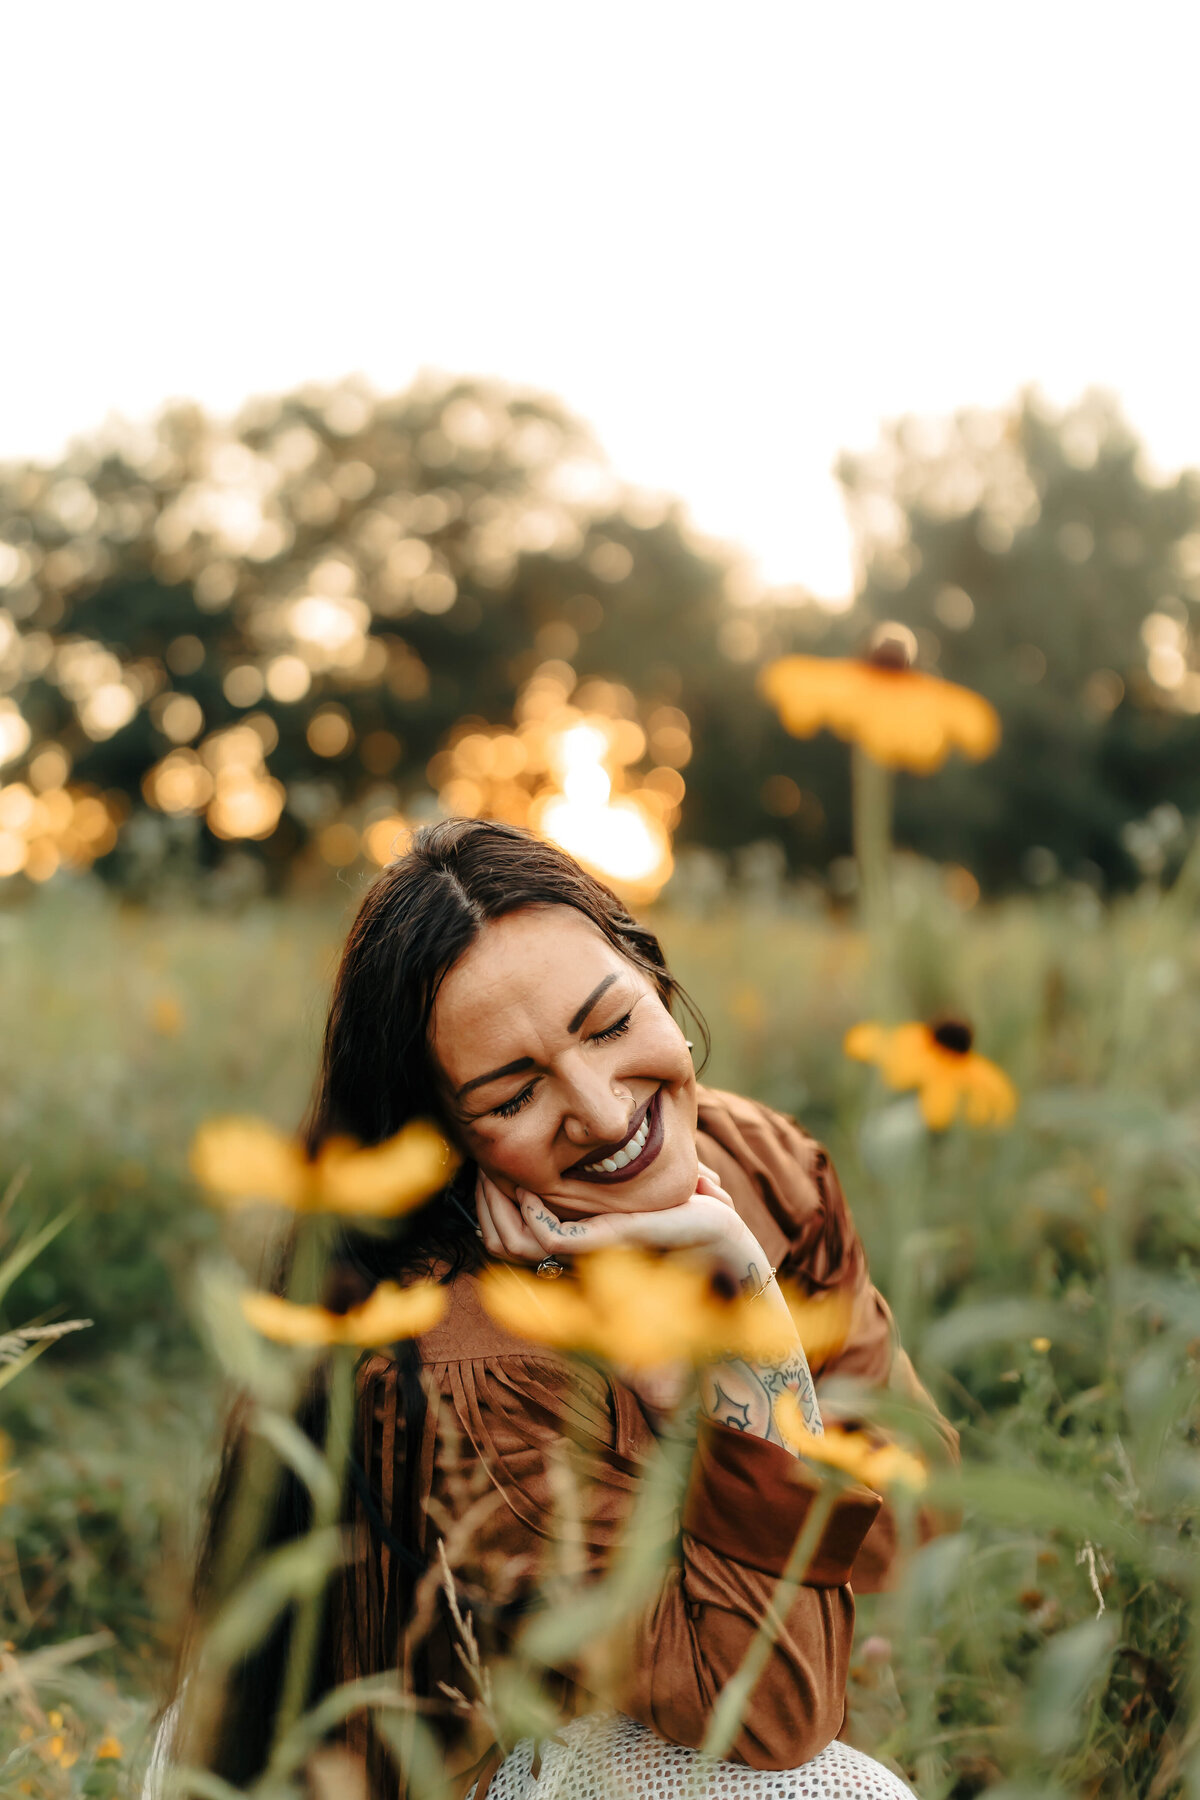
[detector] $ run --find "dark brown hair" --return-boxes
[180,818,706,1783]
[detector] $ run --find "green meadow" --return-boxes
[3,858,1199,1796]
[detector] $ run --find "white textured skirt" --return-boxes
[468,1712,915,1799]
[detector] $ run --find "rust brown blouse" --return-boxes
[333,1086,960,1794]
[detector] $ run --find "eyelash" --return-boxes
[488,1011,634,1119]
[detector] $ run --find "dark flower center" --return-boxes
[931,1018,974,1055]
[862,621,918,672]
[709,1264,741,1304]
[322,1265,375,1315]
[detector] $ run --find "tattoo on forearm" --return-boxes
[707,1382,752,1432]
[699,1346,823,1450]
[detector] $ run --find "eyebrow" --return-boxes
[454,972,623,1102]
[566,971,619,1034]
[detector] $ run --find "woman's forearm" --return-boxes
[699,1265,824,1452]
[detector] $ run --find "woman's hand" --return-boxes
[475,1162,766,1285]
[475,1163,823,1450]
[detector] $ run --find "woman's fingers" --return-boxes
[516,1191,598,1257]
[477,1173,549,1263]
[475,1186,505,1258]
[695,1164,734,1205]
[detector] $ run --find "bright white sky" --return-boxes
[3,1,1197,600]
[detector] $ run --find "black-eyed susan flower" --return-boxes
[241,1278,447,1347]
[94,1737,123,1761]
[776,1283,855,1373]
[844,1017,1017,1130]
[189,1116,458,1218]
[479,1247,796,1370]
[760,623,1000,775]
[773,1398,928,1493]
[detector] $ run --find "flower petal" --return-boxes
[963,1057,1019,1126]
[190,1117,309,1209]
[779,1285,855,1371]
[918,1076,961,1131]
[477,1263,593,1347]
[843,1021,888,1065]
[319,1120,460,1217]
[881,1023,938,1090]
[240,1291,344,1345]
[344,1280,448,1344]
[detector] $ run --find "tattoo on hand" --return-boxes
[533,1206,585,1239]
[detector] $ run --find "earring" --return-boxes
[685,1039,694,1050]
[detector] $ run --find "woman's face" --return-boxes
[430,905,698,1217]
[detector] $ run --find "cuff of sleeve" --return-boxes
[682,1419,883,1587]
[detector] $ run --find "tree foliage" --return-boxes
[0,378,1196,893]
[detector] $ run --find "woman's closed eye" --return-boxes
[491,1082,537,1120]
[487,1010,635,1119]
[589,1008,633,1044]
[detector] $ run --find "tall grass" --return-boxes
[2,857,1198,1795]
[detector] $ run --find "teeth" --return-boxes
[585,1109,651,1174]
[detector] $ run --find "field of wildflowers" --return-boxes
[2,830,1199,1795]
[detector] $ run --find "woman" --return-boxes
[176,817,958,1798]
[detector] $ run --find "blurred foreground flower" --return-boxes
[777,1284,855,1372]
[774,1398,928,1492]
[151,992,184,1037]
[760,625,1000,774]
[189,1116,459,1217]
[845,1018,1017,1129]
[241,1278,447,1346]
[479,1247,795,1369]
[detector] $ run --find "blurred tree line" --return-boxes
[0,374,1197,894]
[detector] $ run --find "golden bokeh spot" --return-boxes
[317,822,361,866]
[363,815,411,866]
[425,672,683,898]
[307,705,355,758]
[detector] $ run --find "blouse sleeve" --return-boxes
[695,1088,961,1593]
[375,1347,881,1772]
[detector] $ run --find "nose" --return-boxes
[560,1059,633,1149]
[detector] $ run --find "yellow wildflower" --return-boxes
[94,1736,123,1760]
[777,1284,855,1373]
[189,1116,458,1217]
[479,1247,796,1370]
[1030,1336,1051,1354]
[774,1397,928,1492]
[844,1017,1017,1130]
[760,623,1000,775]
[150,993,184,1036]
[241,1278,447,1347]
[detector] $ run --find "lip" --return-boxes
[564,1088,665,1185]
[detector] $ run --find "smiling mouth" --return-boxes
[564,1088,665,1185]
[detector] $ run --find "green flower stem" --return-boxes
[700,1481,837,1762]
[851,744,893,932]
[270,1343,357,1755]
[184,1216,338,1775]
